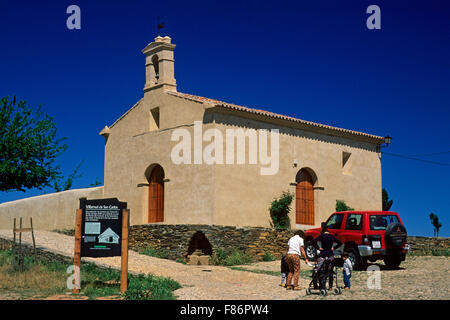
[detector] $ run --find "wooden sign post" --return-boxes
[72,198,129,295]
[73,209,82,294]
[120,209,129,293]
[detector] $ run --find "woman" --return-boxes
[313,223,342,289]
[285,230,309,290]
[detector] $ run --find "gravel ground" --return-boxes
[0,230,448,300]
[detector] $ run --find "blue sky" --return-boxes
[0,0,449,236]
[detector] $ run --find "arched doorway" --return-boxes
[295,169,315,225]
[186,231,213,257]
[148,165,164,223]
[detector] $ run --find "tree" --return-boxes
[89,177,102,187]
[269,191,293,229]
[52,159,102,192]
[382,188,393,211]
[52,160,84,192]
[429,213,443,237]
[336,200,354,212]
[0,96,67,192]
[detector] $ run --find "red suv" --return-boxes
[304,211,409,269]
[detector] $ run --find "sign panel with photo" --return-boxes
[79,198,127,257]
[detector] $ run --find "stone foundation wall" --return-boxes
[129,224,450,262]
[407,236,449,255]
[129,224,299,262]
[0,238,73,265]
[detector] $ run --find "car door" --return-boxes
[321,213,345,256]
[325,213,345,238]
[341,213,364,245]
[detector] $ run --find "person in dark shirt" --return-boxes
[280,254,290,287]
[312,223,343,289]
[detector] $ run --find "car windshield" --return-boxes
[369,215,399,230]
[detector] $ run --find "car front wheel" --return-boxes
[347,247,364,270]
[305,241,317,261]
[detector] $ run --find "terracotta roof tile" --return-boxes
[167,91,384,143]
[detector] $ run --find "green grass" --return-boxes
[0,249,181,300]
[138,246,170,259]
[175,258,187,264]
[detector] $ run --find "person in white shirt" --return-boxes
[285,231,309,290]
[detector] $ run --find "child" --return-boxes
[342,252,353,289]
[312,256,324,289]
[280,254,290,287]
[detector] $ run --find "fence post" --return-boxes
[12,218,16,270]
[30,217,37,264]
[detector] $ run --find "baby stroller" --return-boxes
[306,256,343,296]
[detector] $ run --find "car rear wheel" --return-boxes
[384,255,403,269]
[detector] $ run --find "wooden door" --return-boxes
[148,165,164,223]
[296,169,314,225]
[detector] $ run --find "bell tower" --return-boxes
[142,36,177,92]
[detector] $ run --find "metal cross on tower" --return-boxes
[157,17,165,36]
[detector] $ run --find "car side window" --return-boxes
[326,214,344,229]
[345,214,363,230]
[369,215,400,230]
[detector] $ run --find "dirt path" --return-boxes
[0,230,448,300]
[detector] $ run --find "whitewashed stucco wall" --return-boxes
[0,187,104,230]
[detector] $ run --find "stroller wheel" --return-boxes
[333,287,341,295]
[320,289,327,296]
[306,288,311,295]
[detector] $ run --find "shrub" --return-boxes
[210,248,228,265]
[262,251,276,262]
[123,274,181,300]
[224,249,254,266]
[210,248,255,266]
[431,249,450,257]
[336,200,354,212]
[269,191,294,229]
[382,188,393,211]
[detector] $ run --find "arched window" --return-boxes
[151,55,159,80]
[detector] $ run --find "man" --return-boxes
[286,230,309,290]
